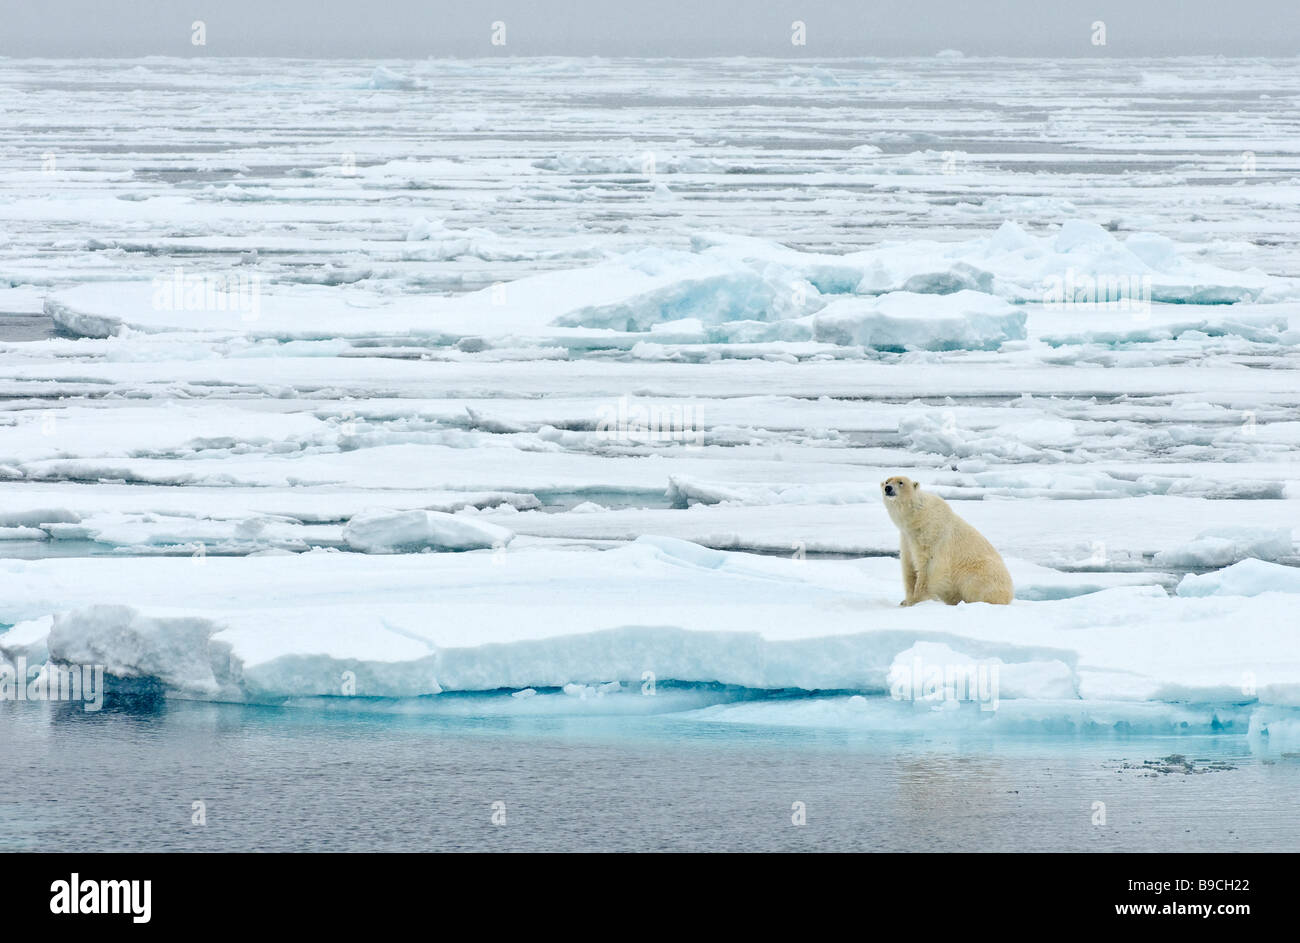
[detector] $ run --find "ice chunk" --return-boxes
[0,615,55,666]
[47,605,227,697]
[406,217,447,241]
[812,290,1026,351]
[402,217,514,260]
[1248,711,1300,751]
[0,526,48,541]
[1177,559,1300,597]
[900,413,1077,459]
[343,509,513,553]
[0,508,81,528]
[1053,220,1117,254]
[1153,527,1293,568]
[367,66,419,90]
[553,250,821,331]
[635,533,731,569]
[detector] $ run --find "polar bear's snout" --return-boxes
[881,476,915,500]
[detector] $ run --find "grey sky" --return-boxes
[2,0,1297,58]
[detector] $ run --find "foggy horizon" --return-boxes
[3,0,1298,58]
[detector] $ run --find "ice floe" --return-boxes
[4,56,1299,743]
[0,541,1297,732]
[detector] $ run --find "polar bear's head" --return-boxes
[881,476,920,503]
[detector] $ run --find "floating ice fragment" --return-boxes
[343,509,513,553]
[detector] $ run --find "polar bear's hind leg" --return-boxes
[960,561,1013,605]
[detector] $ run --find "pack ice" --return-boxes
[3,56,1300,744]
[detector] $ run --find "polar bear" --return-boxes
[881,475,1013,606]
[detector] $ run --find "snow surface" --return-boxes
[1,56,1298,740]
[1,542,1298,717]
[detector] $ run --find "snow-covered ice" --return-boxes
[2,56,1298,743]
[342,508,512,553]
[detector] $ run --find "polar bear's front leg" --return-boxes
[908,565,931,606]
[900,541,922,606]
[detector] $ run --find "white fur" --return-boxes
[881,476,1013,606]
